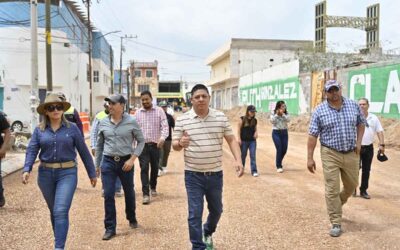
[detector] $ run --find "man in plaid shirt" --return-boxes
[135,90,169,204]
[307,80,366,237]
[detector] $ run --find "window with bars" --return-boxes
[146,70,153,78]
[93,70,99,82]
[138,84,149,92]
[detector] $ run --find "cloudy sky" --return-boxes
[79,0,400,82]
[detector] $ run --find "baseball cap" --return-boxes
[324,80,341,92]
[104,94,126,104]
[247,105,257,112]
[377,150,388,162]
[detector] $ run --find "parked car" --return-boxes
[7,114,29,132]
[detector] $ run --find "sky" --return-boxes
[77,0,400,82]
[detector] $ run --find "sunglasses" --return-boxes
[46,104,64,112]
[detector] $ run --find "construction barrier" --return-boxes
[79,112,90,134]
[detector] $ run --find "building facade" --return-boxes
[206,38,314,110]
[129,60,158,108]
[0,0,113,130]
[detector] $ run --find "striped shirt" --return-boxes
[309,97,366,152]
[135,106,169,143]
[172,108,234,172]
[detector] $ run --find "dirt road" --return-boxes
[1,122,399,249]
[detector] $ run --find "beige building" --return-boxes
[206,38,313,110]
[130,60,159,107]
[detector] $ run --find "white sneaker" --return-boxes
[277,168,284,173]
[252,172,259,177]
[158,169,164,177]
[162,167,168,174]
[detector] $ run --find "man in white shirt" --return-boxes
[357,98,385,199]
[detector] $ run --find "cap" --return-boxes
[104,94,126,104]
[377,150,388,162]
[159,101,168,107]
[324,80,341,92]
[247,105,257,112]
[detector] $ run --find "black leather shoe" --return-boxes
[129,220,138,229]
[102,231,116,240]
[360,192,371,199]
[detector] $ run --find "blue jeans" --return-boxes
[185,170,223,250]
[240,140,258,174]
[139,144,160,195]
[272,129,288,169]
[37,166,78,249]
[101,155,136,233]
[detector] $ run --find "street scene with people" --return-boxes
[1,0,400,249]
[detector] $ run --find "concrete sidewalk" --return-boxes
[0,152,27,178]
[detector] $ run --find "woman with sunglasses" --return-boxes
[22,93,97,250]
[270,100,290,173]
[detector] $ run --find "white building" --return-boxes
[206,38,313,110]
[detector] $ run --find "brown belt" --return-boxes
[41,161,76,169]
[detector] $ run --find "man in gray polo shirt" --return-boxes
[172,84,244,250]
[95,94,145,241]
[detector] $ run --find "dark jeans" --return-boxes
[272,129,288,168]
[359,144,374,193]
[240,140,258,174]
[139,143,160,195]
[101,155,136,233]
[37,166,78,249]
[159,140,172,169]
[185,170,223,250]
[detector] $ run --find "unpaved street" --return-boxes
[1,121,399,249]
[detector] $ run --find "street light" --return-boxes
[119,34,137,93]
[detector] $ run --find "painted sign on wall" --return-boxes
[348,63,400,118]
[239,77,300,115]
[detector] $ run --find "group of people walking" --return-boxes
[0,80,384,250]
[238,101,290,176]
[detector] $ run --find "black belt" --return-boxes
[185,170,222,176]
[322,145,354,154]
[104,155,131,162]
[361,144,373,148]
[145,142,157,146]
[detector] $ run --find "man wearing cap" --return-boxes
[357,97,385,199]
[158,100,175,176]
[91,102,123,197]
[95,94,145,240]
[135,91,168,205]
[58,92,84,136]
[307,80,366,237]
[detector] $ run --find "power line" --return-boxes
[126,39,205,59]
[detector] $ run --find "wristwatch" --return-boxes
[379,144,385,147]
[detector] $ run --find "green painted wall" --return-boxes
[239,77,300,115]
[348,63,400,118]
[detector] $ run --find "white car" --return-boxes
[6,114,29,132]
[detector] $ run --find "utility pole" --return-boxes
[30,0,39,131]
[131,61,135,109]
[110,45,114,94]
[126,66,130,112]
[45,0,53,91]
[119,34,137,93]
[82,0,93,118]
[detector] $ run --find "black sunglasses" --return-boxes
[46,104,64,112]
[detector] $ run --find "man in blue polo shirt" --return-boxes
[307,80,366,237]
